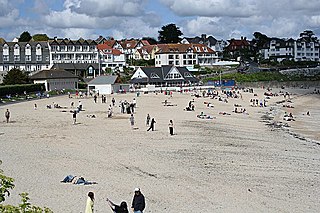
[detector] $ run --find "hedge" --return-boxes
[0,84,45,97]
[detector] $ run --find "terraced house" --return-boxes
[0,41,51,82]
[49,38,98,64]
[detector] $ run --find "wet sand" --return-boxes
[0,88,320,212]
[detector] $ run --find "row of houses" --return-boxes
[1,31,320,83]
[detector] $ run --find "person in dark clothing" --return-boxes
[107,198,129,213]
[147,118,156,131]
[131,188,145,213]
[168,120,174,135]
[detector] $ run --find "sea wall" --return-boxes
[238,81,320,88]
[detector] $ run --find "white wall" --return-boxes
[88,84,112,94]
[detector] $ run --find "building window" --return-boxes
[26,65,32,71]
[150,73,160,79]
[46,56,49,61]
[36,55,42,61]
[14,55,20,61]
[169,61,174,65]
[25,55,31,61]
[169,55,174,59]
[3,55,9,61]
[174,73,181,78]
[36,65,41,70]
[4,65,9,71]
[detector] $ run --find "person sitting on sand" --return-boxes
[106,198,129,213]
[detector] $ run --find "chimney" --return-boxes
[201,34,206,40]
[241,36,243,40]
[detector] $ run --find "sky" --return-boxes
[1,0,320,41]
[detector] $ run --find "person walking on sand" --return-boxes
[85,192,94,213]
[130,114,135,128]
[5,109,10,123]
[147,118,156,131]
[146,114,150,126]
[73,110,77,124]
[168,120,174,136]
[131,188,145,213]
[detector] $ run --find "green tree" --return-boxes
[18,31,32,42]
[3,68,30,85]
[32,34,49,41]
[158,23,183,44]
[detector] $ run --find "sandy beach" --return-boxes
[1,87,320,212]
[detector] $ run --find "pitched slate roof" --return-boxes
[130,66,199,84]
[183,35,217,46]
[87,75,118,85]
[52,63,99,70]
[30,69,78,80]
[48,38,97,45]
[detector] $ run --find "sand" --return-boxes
[0,87,320,213]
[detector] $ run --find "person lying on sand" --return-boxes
[197,112,215,119]
[219,112,231,115]
[61,175,97,185]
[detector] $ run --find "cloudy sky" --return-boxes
[1,0,320,41]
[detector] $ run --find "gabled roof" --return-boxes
[49,38,97,45]
[130,66,198,84]
[155,43,215,54]
[97,44,122,55]
[141,40,151,46]
[88,75,118,85]
[30,69,78,80]
[183,35,217,46]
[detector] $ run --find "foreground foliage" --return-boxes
[0,160,52,212]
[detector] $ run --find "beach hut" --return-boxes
[87,75,130,94]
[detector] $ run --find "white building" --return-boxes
[0,41,51,82]
[259,31,320,62]
[49,38,98,64]
[97,43,126,72]
[155,44,218,68]
[259,38,295,62]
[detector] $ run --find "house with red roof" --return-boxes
[225,37,253,58]
[97,43,126,72]
[133,45,159,60]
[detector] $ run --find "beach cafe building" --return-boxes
[130,65,199,87]
[30,69,79,91]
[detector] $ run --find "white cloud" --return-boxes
[111,17,159,39]
[32,0,50,14]
[69,0,146,17]
[160,0,257,17]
